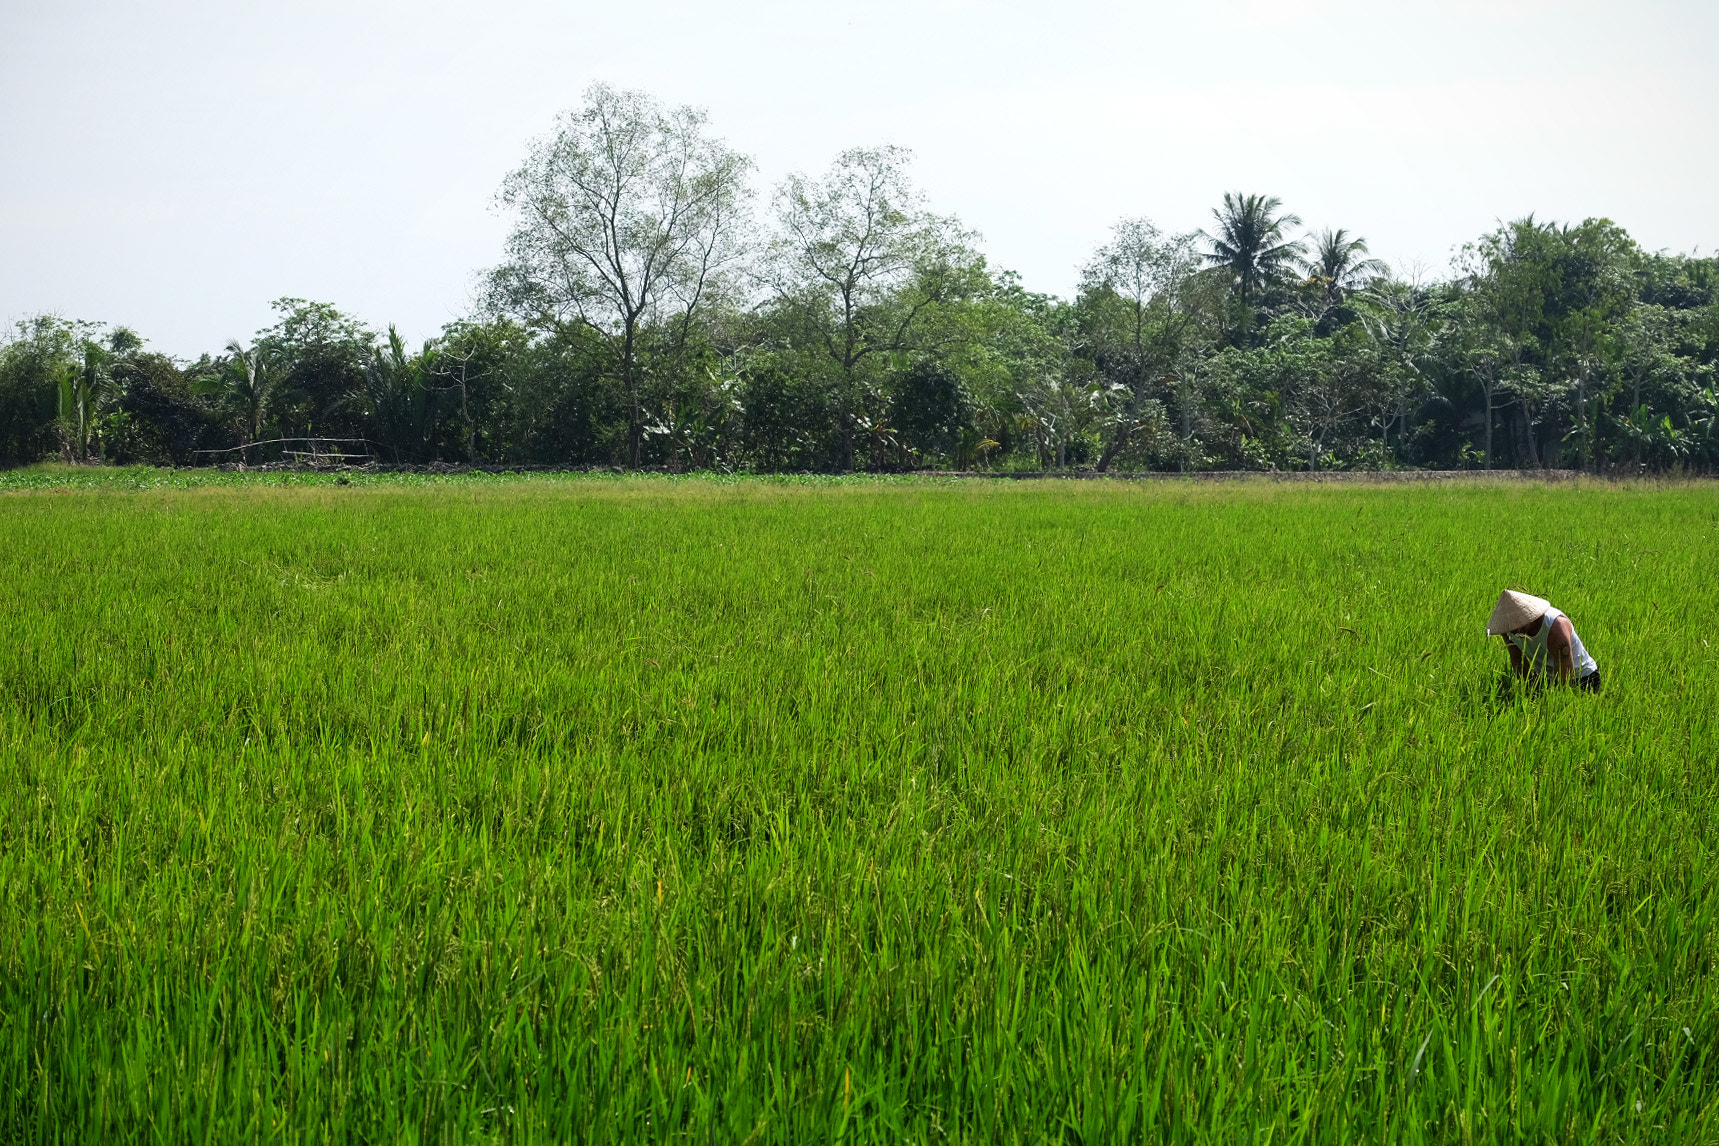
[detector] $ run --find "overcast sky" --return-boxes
[2,0,1714,357]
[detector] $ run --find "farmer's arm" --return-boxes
[1547,616,1576,681]
[1505,638,1525,676]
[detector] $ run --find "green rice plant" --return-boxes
[0,473,1715,1142]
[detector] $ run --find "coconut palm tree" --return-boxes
[355,325,443,460]
[222,339,280,451]
[1302,228,1388,309]
[1201,193,1305,303]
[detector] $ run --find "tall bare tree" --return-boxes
[489,83,752,466]
[1080,218,1207,471]
[768,146,974,470]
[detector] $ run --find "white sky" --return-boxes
[2,0,1715,357]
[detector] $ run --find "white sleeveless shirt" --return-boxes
[1507,607,1598,678]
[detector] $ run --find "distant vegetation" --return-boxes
[3,83,1716,474]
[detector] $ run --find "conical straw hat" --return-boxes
[1486,590,1551,636]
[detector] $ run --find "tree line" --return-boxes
[4,84,1716,473]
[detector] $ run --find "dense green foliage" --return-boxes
[1,474,1715,1140]
[5,225,1713,476]
[3,87,1716,474]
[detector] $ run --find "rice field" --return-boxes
[1,470,1716,1142]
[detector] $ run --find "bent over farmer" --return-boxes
[1486,590,1600,693]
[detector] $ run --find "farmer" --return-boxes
[1485,590,1600,693]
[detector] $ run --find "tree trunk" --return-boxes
[1633,368,1643,468]
[1097,366,1152,473]
[1483,379,1493,470]
[1095,427,1129,473]
[458,367,477,463]
[1178,377,1194,473]
[1576,372,1588,473]
[622,319,641,469]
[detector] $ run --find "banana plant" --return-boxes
[1690,389,1719,463]
[55,338,114,463]
[954,424,1000,470]
[1615,402,1694,467]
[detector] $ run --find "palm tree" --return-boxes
[356,326,441,460]
[1302,228,1388,309]
[1201,193,1305,303]
[223,339,279,450]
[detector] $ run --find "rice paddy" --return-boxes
[1,471,1716,1142]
